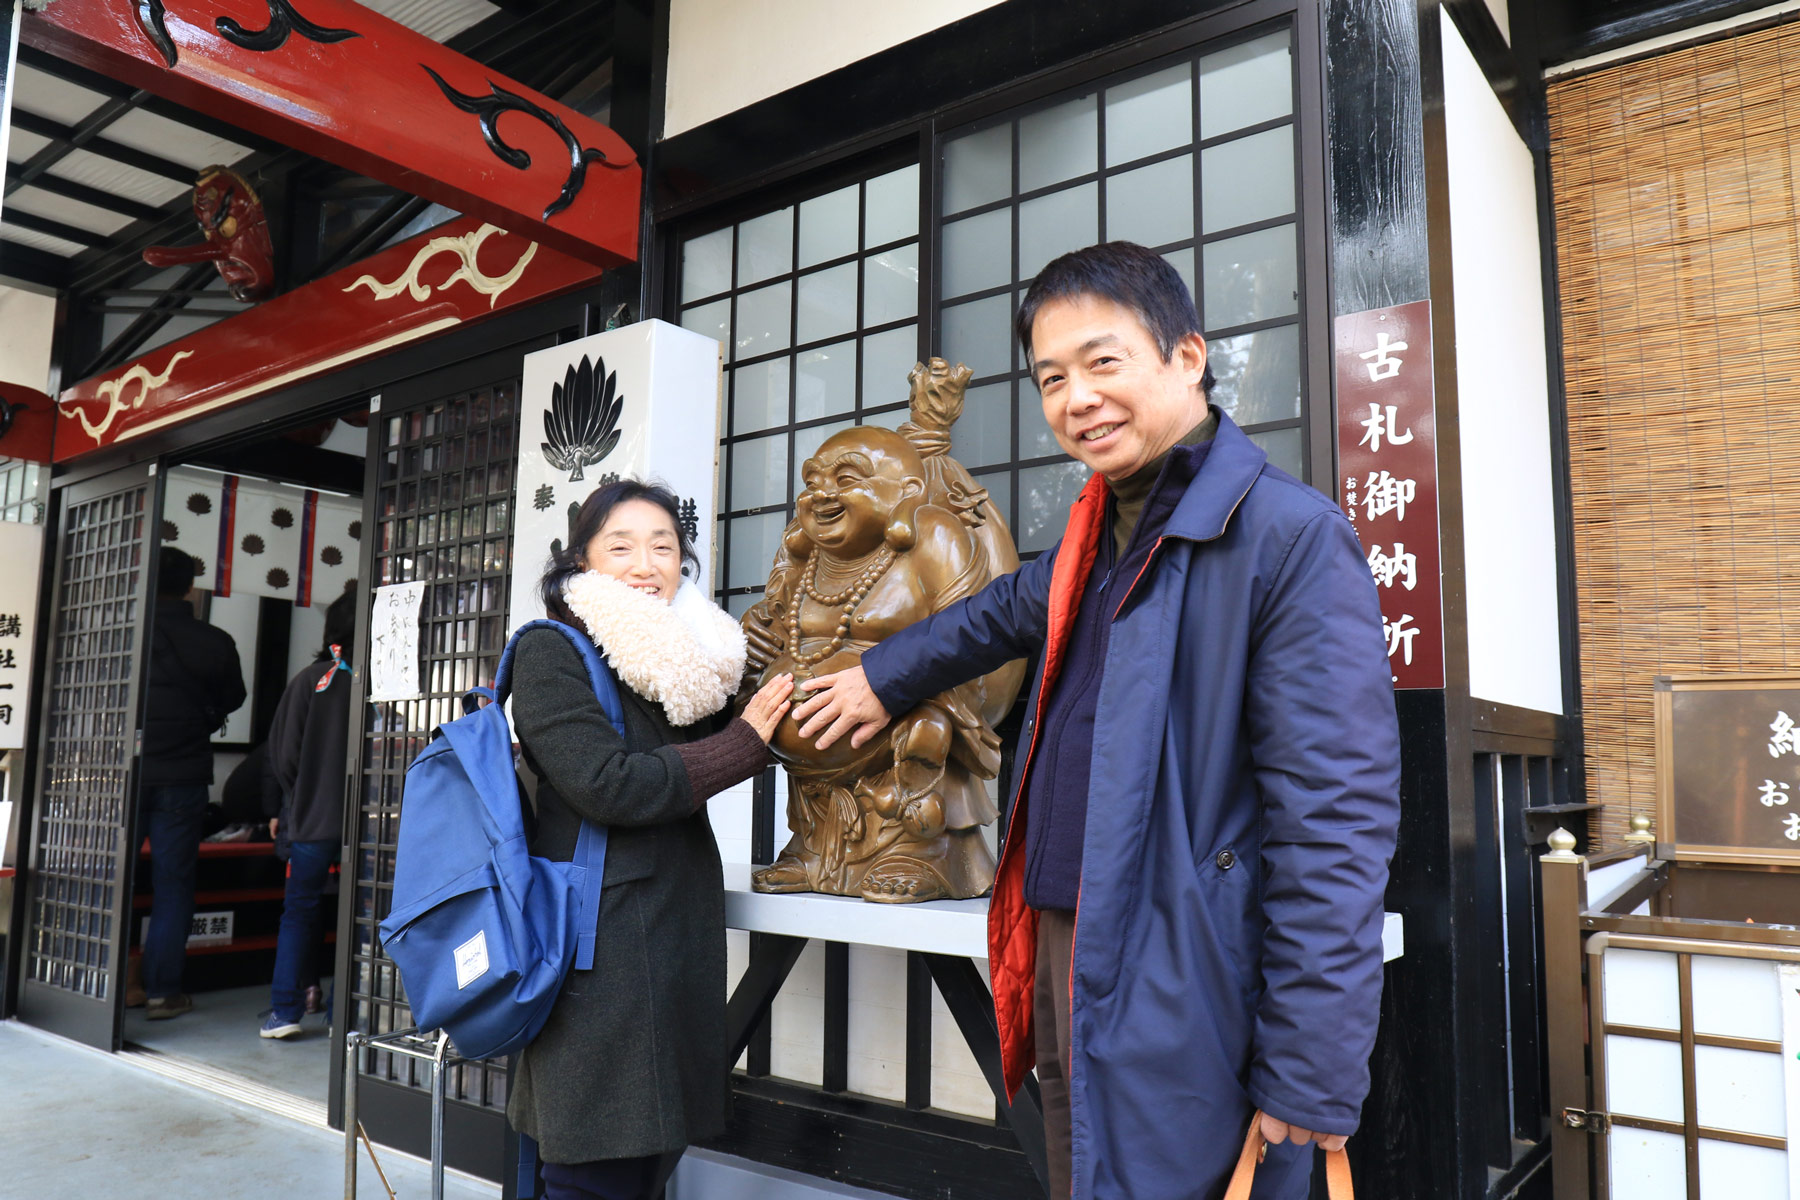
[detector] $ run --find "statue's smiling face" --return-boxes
[799,432,921,556]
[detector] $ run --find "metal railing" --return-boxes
[1541,828,1800,1198]
[343,1027,463,1200]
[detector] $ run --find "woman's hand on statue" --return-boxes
[744,672,796,743]
[793,666,892,750]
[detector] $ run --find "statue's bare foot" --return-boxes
[751,856,811,893]
[860,857,950,904]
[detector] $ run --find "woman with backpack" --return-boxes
[508,478,793,1200]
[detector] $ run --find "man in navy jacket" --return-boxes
[794,242,1400,1199]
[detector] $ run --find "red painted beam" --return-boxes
[23,0,640,266]
[54,217,604,459]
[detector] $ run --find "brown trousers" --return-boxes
[1033,907,1077,1200]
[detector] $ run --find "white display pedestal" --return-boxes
[721,863,988,958]
[724,862,1406,965]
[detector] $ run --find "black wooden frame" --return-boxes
[721,933,1047,1199]
[14,459,159,1049]
[332,343,549,1183]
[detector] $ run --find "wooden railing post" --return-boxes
[1541,827,1591,1200]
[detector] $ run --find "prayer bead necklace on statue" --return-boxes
[787,547,896,666]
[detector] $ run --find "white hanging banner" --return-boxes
[161,468,364,606]
[510,319,723,630]
[367,581,427,702]
[0,520,43,750]
[232,483,304,599]
[298,490,361,608]
[160,466,225,587]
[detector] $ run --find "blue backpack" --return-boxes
[377,619,621,1060]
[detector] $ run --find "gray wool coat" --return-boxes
[505,626,730,1165]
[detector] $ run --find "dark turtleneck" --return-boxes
[1109,410,1218,553]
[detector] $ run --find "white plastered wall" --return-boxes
[663,0,1004,137]
[0,283,56,392]
[0,285,54,865]
[1441,16,1564,715]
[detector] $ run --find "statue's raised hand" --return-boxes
[906,358,974,431]
[742,605,784,672]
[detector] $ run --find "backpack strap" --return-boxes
[496,618,625,971]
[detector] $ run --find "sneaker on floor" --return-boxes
[145,994,194,1021]
[303,985,324,1015]
[259,1011,303,1040]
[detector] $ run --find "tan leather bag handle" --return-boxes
[1222,1111,1354,1200]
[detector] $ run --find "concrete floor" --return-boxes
[0,1020,497,1200]
[123,982,335,1107]
[1,1018,899,1200]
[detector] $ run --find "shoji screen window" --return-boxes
[678,165,923,614]
[936,27,1306,556]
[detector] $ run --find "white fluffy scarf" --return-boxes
[561,570,747,727]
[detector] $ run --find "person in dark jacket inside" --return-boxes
[141,546,248,1020]
[508,479,794,1200]
[792,243,1402,1199]
[260,585,358,1039]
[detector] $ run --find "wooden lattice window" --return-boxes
[350,382,519,1108]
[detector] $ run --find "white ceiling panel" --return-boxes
[51,149,193,208]
[0,224,87,258]
[5,185,136,237]
[13,64,113,126]
[6,128,54,164]
[106,110,253,171]
[358,0,500,43]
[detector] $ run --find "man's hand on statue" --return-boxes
[1258,1112,1348,1153]
[744,673,796,743]
[792,666,892,749]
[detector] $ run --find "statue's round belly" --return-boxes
[760,646,879,774]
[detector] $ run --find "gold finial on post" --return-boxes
[1543,826,1581,863]
[1623,813,1655,845]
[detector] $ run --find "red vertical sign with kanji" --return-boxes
[1336,299,1444,690]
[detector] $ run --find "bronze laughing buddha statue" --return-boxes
[742,359,1026,903]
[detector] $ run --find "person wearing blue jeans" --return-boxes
[140,548,247,1020]
[261,586,358,1040]
[265,838,336,1034]
[139,783,211,1006]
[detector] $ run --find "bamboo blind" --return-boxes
[1548,23,1800,848]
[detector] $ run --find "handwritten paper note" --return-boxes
[367,581,426,702]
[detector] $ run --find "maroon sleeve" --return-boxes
[673,717,773,808]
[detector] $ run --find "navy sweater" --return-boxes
[1021,440,1211,911]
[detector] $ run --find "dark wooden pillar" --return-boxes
[1322,2,1477,1197]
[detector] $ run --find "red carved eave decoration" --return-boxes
[23,0,640,266]
[54,218,603,461]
